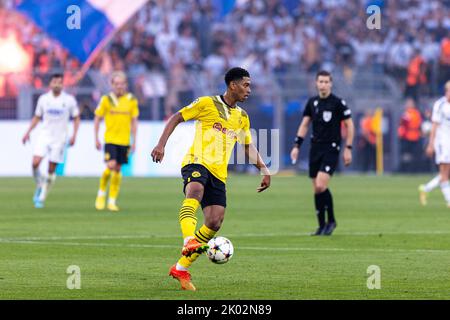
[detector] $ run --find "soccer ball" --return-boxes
[206,236,234,264]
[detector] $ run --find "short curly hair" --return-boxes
[224,67,250,86]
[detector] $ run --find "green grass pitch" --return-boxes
[0,174,449,300]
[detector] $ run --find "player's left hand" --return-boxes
[151,144,165,163]
[69,136,76,146]
[257,175,271,193]
[131,143,136,153]
[343,148,352,166]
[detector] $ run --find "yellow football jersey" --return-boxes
[95,93,139,146]
[179,95,252,183]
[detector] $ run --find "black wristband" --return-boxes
[294,136,304,148]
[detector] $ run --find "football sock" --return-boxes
[194,224,216,244]
[424,175,440,192]
[179,198,199,239]
[32,167,41,186]
[177,253,200,269]
[440,181,450,204]
[109,171,122,203]
[99,168,111,193]
[314,192,326,228]
[323,189,335,223]
[175,262,189,271]
[38,173,56,202]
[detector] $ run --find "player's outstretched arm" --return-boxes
[290,116,311,164]
[22,116,41,145]
[151,112,184,163]
[343,118,354,166]
[244,143,271,192]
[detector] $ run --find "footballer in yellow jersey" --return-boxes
[151,67,271,291]
[94,71,139,212]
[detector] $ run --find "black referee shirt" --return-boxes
[303,93,352,144]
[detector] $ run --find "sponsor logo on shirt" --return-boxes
[212,122,237,139]
[109,110,131,115]
[46,109,64,116]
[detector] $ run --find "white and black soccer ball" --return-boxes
[206,236,234,264]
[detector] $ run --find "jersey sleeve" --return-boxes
[237,113,252,145]
[95,96,108,117]
[302,99,313,117]
[179,97,211,121]
[35,96,44,117]
[431,99,443,123]
[69,95,80,118]
[339,99,352,120]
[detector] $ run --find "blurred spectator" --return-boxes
[398,98,423,173]
[405,49,427,102]
[358,109,377,173]
[439,31,450,90]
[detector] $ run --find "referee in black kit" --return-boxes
[290,70,354,236]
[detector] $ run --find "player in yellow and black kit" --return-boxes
[94,71,139,212]
[151,67,271,291]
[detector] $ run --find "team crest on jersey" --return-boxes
[192,171,201,178]
[323,111,332,122]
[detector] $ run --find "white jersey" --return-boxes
[35,91,79,143]
[431,96,450,164]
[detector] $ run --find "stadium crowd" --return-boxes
[1,0,450,98]
[1,0,449,172]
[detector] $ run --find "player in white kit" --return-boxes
[420,81,450,208]
[22,74,80,208]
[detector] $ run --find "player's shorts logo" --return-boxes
[323,111,332,122]
[105,152,110,161]
[192,171,201,178]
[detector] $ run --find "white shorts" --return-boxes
[435,139,450,165]
[33,136,66,164]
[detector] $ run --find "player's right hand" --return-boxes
[22,133,30,145]
[290,147,299,165]
[95,139,102,150]
[151,145,165,163]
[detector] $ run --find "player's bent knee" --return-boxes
[106,160,117,170]
[185,182,204,201]
[315,185,327,194]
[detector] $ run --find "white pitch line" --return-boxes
[1,239,450,254]
[1,230,450,242]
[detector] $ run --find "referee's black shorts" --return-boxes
[309,142,340,178]
[181,164,226,209]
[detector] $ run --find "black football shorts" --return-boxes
[104,144,130,165]
[309,142,340,178]
[181,164,226,209]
